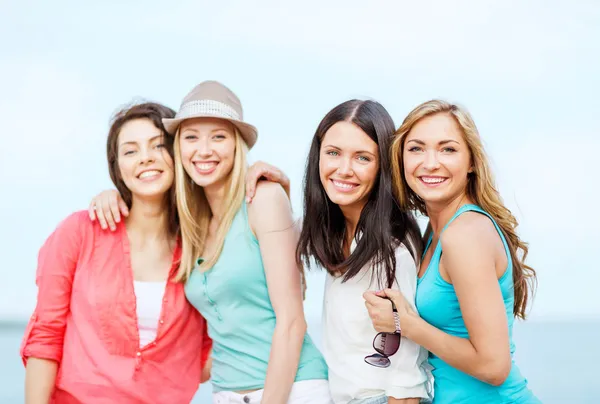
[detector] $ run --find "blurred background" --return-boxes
[1,1,598,402]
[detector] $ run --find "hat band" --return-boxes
[176,99,241,121]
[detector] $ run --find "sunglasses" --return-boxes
[364,298,401,368]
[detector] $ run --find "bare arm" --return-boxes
[25,358,58,404]
[248,182,306,404]
[369,215,512,386]
[388,398,419,404]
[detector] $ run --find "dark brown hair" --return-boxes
[296,99,422,289]
[106,102,179,237]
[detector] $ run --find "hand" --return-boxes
[88,190,128,231]
[245,161,290,203]
[363,291,397,333]
[364,289,417,334]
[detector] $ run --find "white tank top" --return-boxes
[133,280,167,347]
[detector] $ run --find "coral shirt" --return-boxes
[20,211,212,404]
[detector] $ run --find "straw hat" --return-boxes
[162,80,257,148]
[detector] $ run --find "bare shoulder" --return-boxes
[441,211,498,254]
[247,182,293,233]
[248,182,290,212]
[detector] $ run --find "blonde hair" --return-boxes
[173,127,248,282]
[391,100,537,319]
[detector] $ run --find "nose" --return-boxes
[196,137,213,158]
[139,147,155,165]
[336,156,354,177]
[422,150,440,171]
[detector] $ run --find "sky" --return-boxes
[1,0,599,323]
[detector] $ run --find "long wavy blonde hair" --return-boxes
[391,100,536,319]
[173,126,248,282]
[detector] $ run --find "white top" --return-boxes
[133,280,167,347]
[322,241,431,403]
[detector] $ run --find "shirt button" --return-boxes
[243,396,250,403]
[159,319,164,324]
[136,352,141,356]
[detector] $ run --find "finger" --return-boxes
[95,201,108,230]
[103,203,117,231]
[384,288,402,299]
[245,169,263,203]
[118,198,129,217]
[362,291,383,305]
[109,195,121,223]
[88,199,97,221]
[261,169,279,181]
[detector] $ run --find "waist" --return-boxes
[211,336,328,391]
[430,357,535,403]
[54,365,200,404]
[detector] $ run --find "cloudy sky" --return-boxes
[1,0,598,323]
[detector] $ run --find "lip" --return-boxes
[136,169,163,182]
[418,175,448,187]
[330,178,359,193]
[193,161,219,175]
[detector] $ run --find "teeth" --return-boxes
[195,162,217,170]
[139,170,161,179]
[333,181,356,189]
[421,177,445,184]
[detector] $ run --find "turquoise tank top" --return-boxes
[416,204,540,404]
[184,203,328,392]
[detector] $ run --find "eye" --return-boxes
[184,134,197,140]
[326,150,339,156]
[407,146,422,152]
[155,143,166,149]
[357,155,371,162]
[213,134,227,140]
[123,150,135,156]
[442,147,457,153]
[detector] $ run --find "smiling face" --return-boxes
[319,121,380,215]
[117,118,174,201]
[178,117,237,191]
[403,112,472,208]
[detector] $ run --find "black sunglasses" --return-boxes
[364,298,401,368]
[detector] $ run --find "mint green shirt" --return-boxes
[185,203,328,392]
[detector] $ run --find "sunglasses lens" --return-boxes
[364,353,391,368]
[373,332,401,356]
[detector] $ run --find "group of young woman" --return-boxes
[21,79,541,403]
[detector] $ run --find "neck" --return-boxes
[340,203,363,248]
[204,182,227,221]
[126,195,170,244]
[425,192,473,236]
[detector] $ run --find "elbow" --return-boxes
[479,358,511,386]
[276,315,307,338]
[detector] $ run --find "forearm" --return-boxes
[261,318,307,404]
[388,398,419,404]
[405,315,497,383]
[200,357,212,384]
[25,357,58,404]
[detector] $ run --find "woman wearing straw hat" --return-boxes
[90,81,330,404]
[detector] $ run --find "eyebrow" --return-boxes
[323,144,377,157]
[119,135,163,148]
[406,139,460,146]
[181,126,231,134]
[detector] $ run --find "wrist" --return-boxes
[400,309,420,340]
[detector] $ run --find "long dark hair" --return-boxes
[296,99,422,288]
[106,102,180,238]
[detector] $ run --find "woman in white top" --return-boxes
[249,100,431,404]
